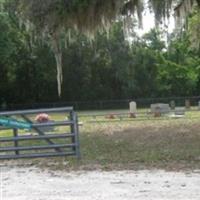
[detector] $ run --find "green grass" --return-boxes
[1,110,200,171]
[76,119,200,170]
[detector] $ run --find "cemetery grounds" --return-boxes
[1,107,200,199]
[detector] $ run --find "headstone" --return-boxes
[175,107,185,116]
[185,100,190,110]
[40,120,55,132]
[129,101,137,114]
[154,106,161,117]
[198,101,200,110]
[170,100,175,110]
[151,103,170,114]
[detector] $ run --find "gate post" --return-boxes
[69,111,80,158]
[74,113,81,159]
[13,128,19,155]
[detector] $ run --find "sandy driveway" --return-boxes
[0,166,200,200]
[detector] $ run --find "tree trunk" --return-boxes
[51,32,63,97]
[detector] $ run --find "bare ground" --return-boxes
[1,166,200,200]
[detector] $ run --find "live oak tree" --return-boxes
[2,0,200,96]
[0,12,200,104]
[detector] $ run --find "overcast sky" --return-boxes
[136,4,175,36]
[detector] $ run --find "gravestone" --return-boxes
[170,100,176,110]
[154,106,161,117]
[129,101,137,117]
[198,101,200,110]
[151,103,170,114]
[175,107,185,116]
[185,100,191,110]
[40,120,55,132]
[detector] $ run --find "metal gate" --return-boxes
[0,107,80,159]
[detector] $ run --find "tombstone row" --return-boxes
[129,99,200,118]
[170,100,191,110]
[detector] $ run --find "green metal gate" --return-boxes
[0,107,80,159]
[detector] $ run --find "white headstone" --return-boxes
[129,101,137,113]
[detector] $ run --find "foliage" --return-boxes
[0,6,200,106]
[3,0,199,96]
[188,9,200,51]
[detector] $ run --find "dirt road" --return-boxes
[1,166,200,200]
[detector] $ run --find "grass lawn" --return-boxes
[1,109,200,171]
[78,118,200,170]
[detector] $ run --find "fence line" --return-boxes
[2,96,200,111]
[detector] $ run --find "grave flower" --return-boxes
[35,113,50,123]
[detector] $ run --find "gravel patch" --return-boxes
[1,166,200,200]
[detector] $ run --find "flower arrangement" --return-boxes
[129,113,136,118]
[105,114,115,119]
[35,113,50,123]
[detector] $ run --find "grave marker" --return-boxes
[151,103,170,115]
[175,107,185,116]
[129,101,137,118]
[185,100,190,110]
[170,100,175,110]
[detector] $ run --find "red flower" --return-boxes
[35,113,50,123]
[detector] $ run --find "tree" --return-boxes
[188,9,200,52]
[3,0,199,96]
[1,9,200,104]
[157,33,199,96]
[142,29,165,51]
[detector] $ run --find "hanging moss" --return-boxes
[4,0,200,96]
[12,0,145,96]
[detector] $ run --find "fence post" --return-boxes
[13,128,19,155]
[74,113,81,159]
[69,111,76,151]
[69,111,80,158]
[75,102,79,110]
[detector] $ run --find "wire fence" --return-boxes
[1,96,200,124]
[2,96,200,111]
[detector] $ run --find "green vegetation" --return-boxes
[0,0,200,101]
[0,1,200,169]
[1,111,200,170]
[77,119,200,170]
[0,16,200,106]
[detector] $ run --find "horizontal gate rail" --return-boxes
[0,133,74,142]
[0,152,76,160]
[33,121,74,127]
[0,143,76,152]
[0,107,74,116]
[0,107,80,160]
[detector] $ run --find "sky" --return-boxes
[136,4,175,36]
[138,13,175,36]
